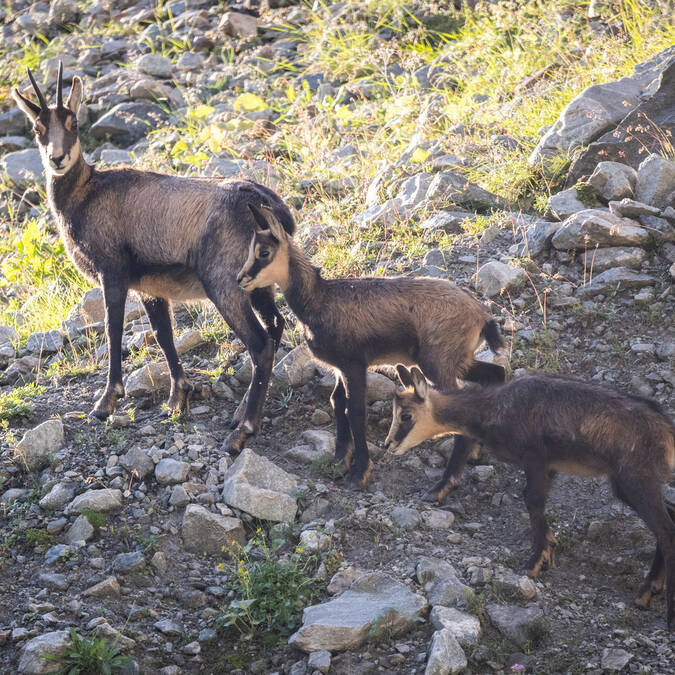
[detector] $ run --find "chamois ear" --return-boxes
[396,364,414,389]
[410,367,429,400]
[65,76,83,115]
[248,202,270,232]
[12,88,40,121]
[265,207,287,241]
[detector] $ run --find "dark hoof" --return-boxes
[346,460,374,489]
[223,424,254,455]
[88,408,109,422]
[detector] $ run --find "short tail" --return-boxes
[482,320,505,354]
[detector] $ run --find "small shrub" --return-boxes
[0,383,45,424]
[42,628,131,674]
[25,528,53,552]
[218,530,325,642]
[81,508,107,529]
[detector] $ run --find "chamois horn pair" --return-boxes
[14,62,65,115]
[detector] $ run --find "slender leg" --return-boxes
[423,435,476,503]
[331,374,354,468]
[342,365,373,487]
[251,287,285,351]
[141,296,193,414]
[91,274,128,419]
[205,283,274,454]
[463,359,506,386]
[523,463,556,577]
[612,475,675,627]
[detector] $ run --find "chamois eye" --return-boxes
[401,412,412,422]
[259,249,270,259]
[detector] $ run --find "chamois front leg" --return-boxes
[91,274,128,420]
[331,375,354,469]
[141,297,193,415]
[424,435,475,503]
[342,365,374,488]
[522,464,556,577]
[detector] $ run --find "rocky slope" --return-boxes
[0,1,674,674]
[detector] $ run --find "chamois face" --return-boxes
[12,63,83,177]
[385,366,446,455]
[237,203,290,291]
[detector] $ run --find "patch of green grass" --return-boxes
[25,528,54,552]
[81,508,107,530]
[218,530,325,643]
[0,383,45,425]
[42,627,131,675]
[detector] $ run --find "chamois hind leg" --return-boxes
[612,474,675,627]
[463,359,506,386]
[141,297,193,415]
[205,282,274,454]
[331,374,354,469]
[91,273,128,420]
[229,287,285,427]
[341,364,373,488]
[523,463,557,577]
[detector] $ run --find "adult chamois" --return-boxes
[12,64,295,452]
[237,202,506,490]
[386,367,675,628]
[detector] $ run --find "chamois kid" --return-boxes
[13,65,295,452]
[237,203,506,490]
[386,367,675,628]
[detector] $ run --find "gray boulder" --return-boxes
[590,247,647,272]
[91,102,170,146]
[601,648,634,672]
[273,343,316,388]
[137,53,172,79]
[514,220,561,259]
[486,603,545,649]
[18,630,71,674]
[13,419,65,472]
[417,557,471,607]
[547,188,587,220]
[551,210,649,249]
[0,108,27,135]
[181,504,246,554]
[587,162,637,202]
[48,0,79,25]
[366,371,396,403]
[39,482,75,511]
[425,629,467,675]
[64,514,94,545]
[429,607,481,647]
[125,362,171,397]
[576,267,656,298]
[289,572,427,652]
[636,154,675,209]
[1,149,43,189]
[26,330,63,354]
[473,261,526,298]
[222,449,298,522]
[119,447,154,479]
[530,46,674,166]
[425,170,507,211]
[155,458,190,485]
[418,211,475,234]
[219,11,258,38]
[608,198,661,219]
[65,488,123,514]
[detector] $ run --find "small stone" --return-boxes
[219,11,258,38]
[308,650,331,674]
[112,551,145,574]
[601,648,633,671]
[636,153,675,208]
[119,447,154,479]
[548,188,587,220]
[39,483,75,511]
[366,371,396,403]
[84,576,120,598]
[155,458,190,485]
[421,509,455,529]
[154,619,184,637]
[137,53,173,79]
[425,629,467,675]
[391,506,421,530]
[151,551,168,574]
[38,574,69,592]
[125,362,171,397]
[64,514,94,545]
[486,603,545,649]
[65,489,122,514]
[13,419,65,472]
[18,631,71,674]
[473,261,526,298]
[587,161,637,201]
[576,267,656,298]
[429,607,481,647]
[169,485,189,507]
[273,343,316,388]
[299,529,331,552]
[181,504,246,555]
[310,409,331,425]
[417,557,471,607]
[26,330,63,354]
[175,328,206,355]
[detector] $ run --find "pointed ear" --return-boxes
[410,367,429,400]
[12,88,40,121]
[248,202,270,232]
[65,76,83,114]
[396,365,414,389]
[265,206,287,241]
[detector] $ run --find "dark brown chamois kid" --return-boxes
[386,367,675,628]
[237,203,507,490]
[13,65,295,452]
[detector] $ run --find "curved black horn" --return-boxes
[26,66,47,110]
[56,60,63,109]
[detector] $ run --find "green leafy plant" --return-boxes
[42,628,131,674]
[218,529,325,642]
[0,383,45,424]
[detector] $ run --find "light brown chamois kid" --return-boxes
[13,64,295,452]
[386,367,675,628]
[237,203,507,490]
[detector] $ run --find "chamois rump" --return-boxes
[12,64,295,452]
[237,202,506,490]
[386,367,675,628]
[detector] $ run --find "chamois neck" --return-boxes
[47,151,93,215]
[434,387,492,438]
[280,241,326,319]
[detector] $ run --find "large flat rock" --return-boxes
[289,572,427,652]
[551,209,649,249]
